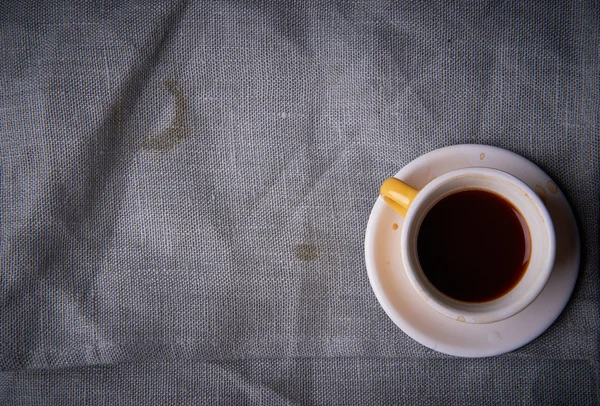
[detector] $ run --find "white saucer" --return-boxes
[365,144,580,357]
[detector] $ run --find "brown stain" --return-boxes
[143,79,190,151]
[534,185,547,202]
[392,223,398,230]
[457,316,466,322]
[480,153,485,160]
[547,180,558,194]
[295,243,318,261]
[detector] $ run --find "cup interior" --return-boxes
[401,168,555,324]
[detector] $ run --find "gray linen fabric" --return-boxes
[1,0,598,404]
[2,359,599,405]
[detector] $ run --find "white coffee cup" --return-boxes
[380,167,555,324]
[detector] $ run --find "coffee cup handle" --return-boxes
[380,178,419,217]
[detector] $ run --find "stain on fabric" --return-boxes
[295,243,318,261]
[143,79,190,151]
[547,180,558,194]
[480,153,485,160]
[392,223,398,230]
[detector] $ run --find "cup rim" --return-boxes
[400,167,556,324]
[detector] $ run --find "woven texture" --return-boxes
[1,0,598,404]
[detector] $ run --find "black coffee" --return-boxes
[417,189,531,303]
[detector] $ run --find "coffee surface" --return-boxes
[417,189,530,303]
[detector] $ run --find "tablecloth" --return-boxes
[1,0,598,404]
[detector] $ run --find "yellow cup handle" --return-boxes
[380,177,419,217]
